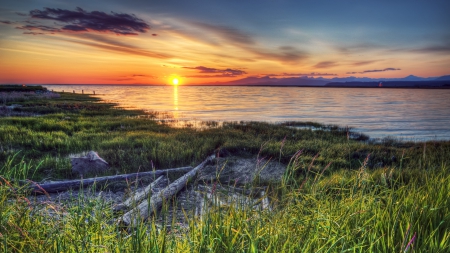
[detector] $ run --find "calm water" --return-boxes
[44,85,450,141]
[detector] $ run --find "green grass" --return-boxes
[1,154,449,252]
[2,92,448,181]
[0,91,449,252]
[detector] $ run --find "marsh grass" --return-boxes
[1,153,449,252]
[2,92,449,181]
[0,92,449,252]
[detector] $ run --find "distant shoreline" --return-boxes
[25,81,450,89]
[37,84,450,89]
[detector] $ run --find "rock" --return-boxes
[71,151,109,177]
[197,156,286,185]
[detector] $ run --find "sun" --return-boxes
[172,78,179,85]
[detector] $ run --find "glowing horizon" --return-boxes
[0,1,449,85]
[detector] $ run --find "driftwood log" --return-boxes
[28,166,193,194]
[113,175,164,212]
[120,155,215,226]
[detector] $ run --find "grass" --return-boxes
[1,153,449,252]
[0,90,449,252]
[2,92,447,181]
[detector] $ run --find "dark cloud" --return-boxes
[266,72,337,77]
[24,20,39,25]
[16,24,61,33]
[346,68,401,74]
[152,34,158,36]
[0,20,13,25]
[24,7,150,35]
[15,12,28,16]
[23,32,46,35]
[63,25,88,32]
[313,61,338,69]
[184,66,247,77]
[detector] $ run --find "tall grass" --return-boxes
[1,92,449,252]
[1,154,449,252]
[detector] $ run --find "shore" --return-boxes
[1,87,449,252]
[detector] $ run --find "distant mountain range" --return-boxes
[217,74,450,87]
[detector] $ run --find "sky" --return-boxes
[0,0,449,85]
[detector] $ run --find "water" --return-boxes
[44,85,450,141]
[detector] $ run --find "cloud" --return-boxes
[132,74,156,78]
[265,72,337,77]
[249,46,307,64]
[23,32,46,35]
[184,66,247,77]
[115,74,157,81]
[16,24,61,33]
[0,20,14,25]
[313,61,338,69]
[336,43,384,54]
[346,68,401,74]
[350,60,378,67]
[190,22,307,64]
[192,22,255,45]
[22,7,150,35]
[64,37,171,59]
[410,45,450,54]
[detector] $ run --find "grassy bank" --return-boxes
[1,91,449,252]
[2,92,448,181]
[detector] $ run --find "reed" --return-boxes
[0,92,449,252]
[1,153,448,252]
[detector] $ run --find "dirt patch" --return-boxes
[28,155,286,227]
[198,156,286,185]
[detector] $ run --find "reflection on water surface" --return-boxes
[45,85,450,141]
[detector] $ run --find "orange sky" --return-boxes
[0,1,449,85]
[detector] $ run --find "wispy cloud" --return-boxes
[115,74,157,82]
[409,45,450,54]
[190,22,307,64]
[18,7,150,35]
[63,37,171,59]
[184,66,247,77]
[347,68,401,74]
[192,22,255,45]
[265,72,337,77]
[16,24,61,33]
[0,20,14,25]
[350,60,378,67]
[249,46,307,64]
[313,61,338,69]
[336,43,384,54]
[9,8,167,59]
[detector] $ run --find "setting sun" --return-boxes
[172,78,179,85]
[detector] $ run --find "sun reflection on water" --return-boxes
[173,85,179,118]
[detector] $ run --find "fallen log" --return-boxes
[27,166,193,194]
[120,155,215,226]
[113,175,164,212]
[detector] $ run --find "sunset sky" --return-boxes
[0,0,449,85]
